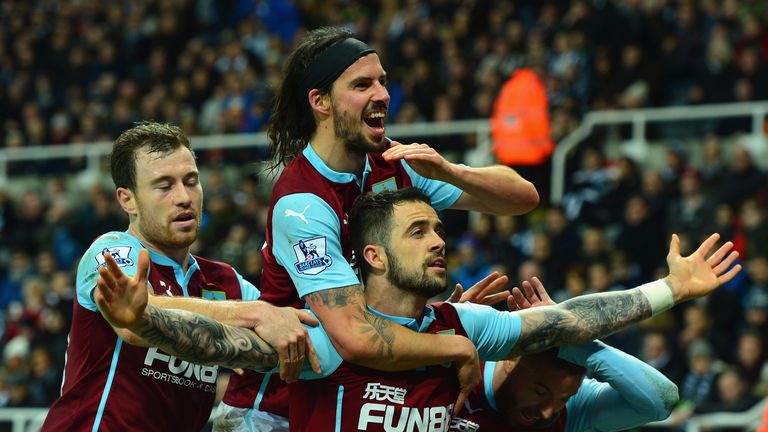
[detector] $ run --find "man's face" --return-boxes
[130,146,202,251]
[329,53,390,155]
[383,201,447,298]
[497,358,584,427]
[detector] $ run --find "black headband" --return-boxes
[302,37,375,96]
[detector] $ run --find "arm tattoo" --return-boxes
[304,285,361,309]
[305,285,396,360]
[133,304,278,371]
[353,307,396,359]
[509,289,652,357]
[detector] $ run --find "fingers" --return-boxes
[454,390,468,416]
[479,274,509,299]
[530,277,553,303]
[232,368,245,376]
[295,309,319,327]
[668,234,681,259]
[447,284,463,303]
[694,233,720,258]
[712,250,739,275]
[479,290,511,306]
[136,249,150,286]
[96,271,114,302]
[277,342,291,382]
[706,241,734,266]
[719,261,743,284]
[99,255,119,289]
[521,279,540,302]
[306,337,322,374]
[510,287,531,310]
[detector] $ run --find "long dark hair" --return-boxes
[266,27,354,172]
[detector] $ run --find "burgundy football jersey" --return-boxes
[223,150,414,417]
[43,236,248,432]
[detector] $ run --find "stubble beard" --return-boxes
[385,249,446,298]
[331,102,386,155]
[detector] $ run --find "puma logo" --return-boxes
[285,205,310,224]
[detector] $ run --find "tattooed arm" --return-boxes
[304,284,477,370]
[508,233,741,357]
[94,249,279,371]
[305,284,481,413]
[508,289,651,357]
[128,304,277,370]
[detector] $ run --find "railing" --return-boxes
[646,398,767,432]
[0,119,493,187]
[550,101,768,204]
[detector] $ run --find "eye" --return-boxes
[185,177,199,186]
[411,229,423,237]
[157,183,171,191]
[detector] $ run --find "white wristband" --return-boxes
[638,279,674,316]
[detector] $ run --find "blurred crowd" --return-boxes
[0,0,767,425]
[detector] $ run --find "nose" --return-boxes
[373,81,389,104]
[539,405,555,420]
[172,182,192,207]
[430,233,445,253]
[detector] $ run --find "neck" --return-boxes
[311,123,366,174]
[127,225,190,272]
[364,277,428,319]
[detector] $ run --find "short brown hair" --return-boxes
[110,121,193,191]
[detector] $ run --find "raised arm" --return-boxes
[509,233,740,357]
[382,142,539,215]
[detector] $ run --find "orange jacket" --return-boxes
[491,68,554,165]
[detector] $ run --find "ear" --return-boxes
[116,187,137,216]
[362,244,386,273]
[308,88,331,116]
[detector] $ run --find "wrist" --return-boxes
[639,279,675,315]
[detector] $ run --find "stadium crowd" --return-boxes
[0,0,767,426]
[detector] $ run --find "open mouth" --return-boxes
[428,257,446,270]
[363,111,386,136]
[172,212,196,227]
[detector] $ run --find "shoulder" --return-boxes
[81,231,143,269]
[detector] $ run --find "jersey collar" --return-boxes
[365,305,436,332]
[303,143,372,187]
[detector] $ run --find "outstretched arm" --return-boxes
[382,142,539,215]
[508,233,740,357]
[561,341,679,432]
[95,249,280,371]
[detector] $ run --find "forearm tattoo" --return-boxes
[509,289,652,357]
[134,304,278,371]
[306,285,396,360]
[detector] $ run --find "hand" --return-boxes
[447,271,511,306]
[452,337,481,416]
[664,233,741,303]
[381,141,457,182]
[95,249,150,330]
[253,307,322,383]
[508,277,555,311]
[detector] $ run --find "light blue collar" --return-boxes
[365,305,436,332]
[124,231,198,297]
[302,143,371,187]
[485,361,498,410]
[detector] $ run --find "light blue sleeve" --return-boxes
[401,160,464,210]
[452,303,522,361]
[271,193,360,299]
[560,341,679,432]
[234,270,261,301]
[75,232,144,312]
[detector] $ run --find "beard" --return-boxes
[136,203,199,249]
[385,248,445,298]
[331,100,386,155]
